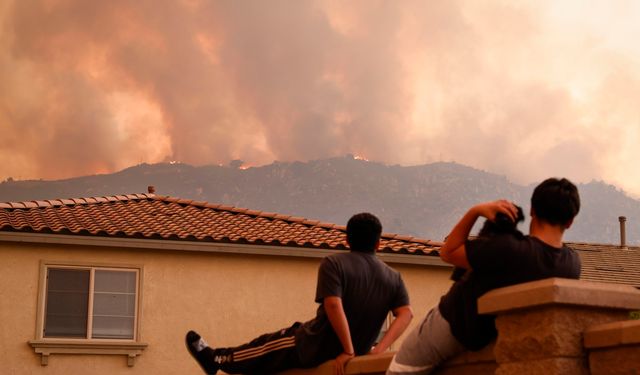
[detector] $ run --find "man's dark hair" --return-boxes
[346,213,382,253]
[531,178,580,226]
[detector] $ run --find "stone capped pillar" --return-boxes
[584,319,640,374]
[478,278,640,375]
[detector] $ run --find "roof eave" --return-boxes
[0,231,449,268]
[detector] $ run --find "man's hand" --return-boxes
[440,199,518,269]
[334,352,355,375]
[474,200,518,223]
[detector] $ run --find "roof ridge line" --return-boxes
[0,193,156,209]
[380,233,442,246]
[567,241,640,249]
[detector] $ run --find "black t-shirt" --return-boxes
[438,234,581,351]
[295,251,409,366]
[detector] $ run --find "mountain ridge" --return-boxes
[1,156,638,245]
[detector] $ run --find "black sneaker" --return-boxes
[185,330,219,374]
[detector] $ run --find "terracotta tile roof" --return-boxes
[568,242,640,288]
[0,194,441,255]
[2,194,638,287]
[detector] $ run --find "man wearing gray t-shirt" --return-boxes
[186,213,413,375]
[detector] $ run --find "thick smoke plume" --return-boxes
[1,0,640,195]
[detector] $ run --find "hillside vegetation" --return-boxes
[1,156,637,245]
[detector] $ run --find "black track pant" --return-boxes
[212,322,303,374]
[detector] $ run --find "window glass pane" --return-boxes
[92,270,136,339]
[92,316,135,339]
[93,293,136,316]
[94,270,136,293]
[44,268,89,338]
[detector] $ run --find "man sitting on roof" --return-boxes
[387,177,582,375]
[186,212,414,375]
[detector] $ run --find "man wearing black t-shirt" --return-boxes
[387,178,581,375]
[186,213,413,375]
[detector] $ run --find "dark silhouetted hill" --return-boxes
[1,156,638,245]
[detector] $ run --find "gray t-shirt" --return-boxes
[295,251,409,366]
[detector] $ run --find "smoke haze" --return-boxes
[2,0,640,195]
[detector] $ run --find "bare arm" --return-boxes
[324,296,355,375]
[439,200,518,268]
[369,305,413,354]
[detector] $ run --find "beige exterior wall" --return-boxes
[0,239,451,375]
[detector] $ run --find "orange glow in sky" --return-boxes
[1,1,640,196]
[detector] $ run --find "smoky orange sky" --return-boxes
[2,1,640,196]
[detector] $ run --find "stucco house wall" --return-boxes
[0,237,451,374]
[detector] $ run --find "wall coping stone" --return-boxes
[584,320,640,349]
[441,342,495,367]
[478,278,640,315]
[277,352,395,375]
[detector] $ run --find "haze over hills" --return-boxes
[1,156,638,245]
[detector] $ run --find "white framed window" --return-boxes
[44,267,138,339]
[30,261,147,367]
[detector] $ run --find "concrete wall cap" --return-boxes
[277,352,395,375]
[441,342,496,366]
[478,278,640,314]
[584,320,640,349]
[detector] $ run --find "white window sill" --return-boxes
[28,339,148,367]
